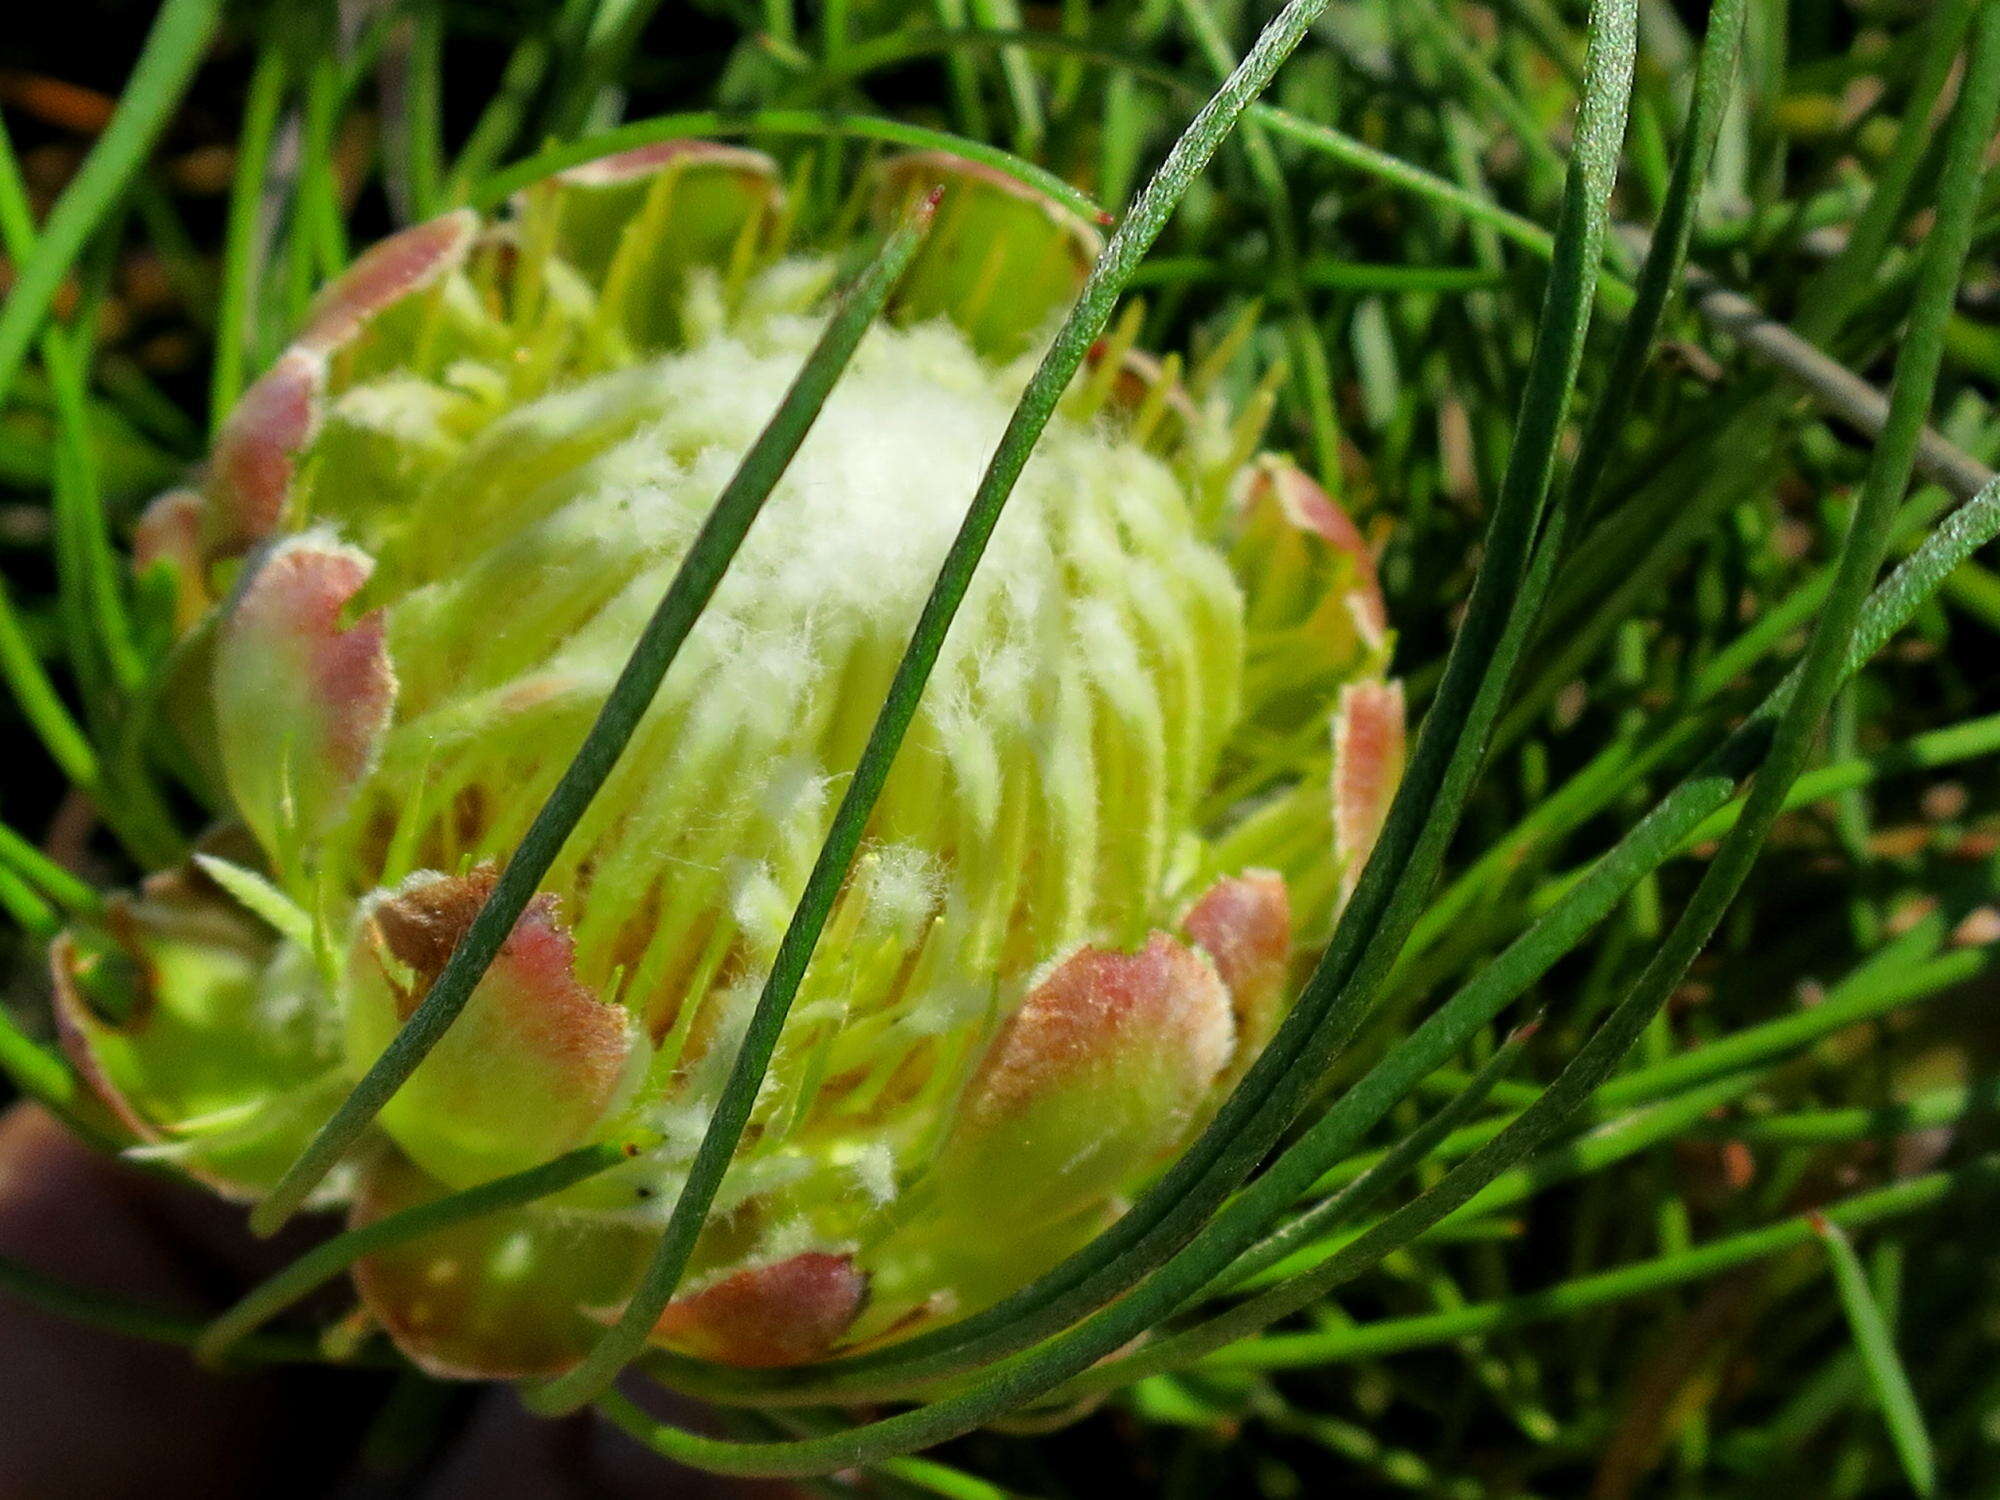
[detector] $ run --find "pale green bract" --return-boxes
[52,143,1400,1377]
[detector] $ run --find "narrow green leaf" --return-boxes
[197,1142,628,1365]
[210,40,289,428]
[190,854,316,952]
[0,821,101,920]
[0,1252,378,1368]
[0,0,222,412]
[1187,1159,1996,1370]
[1083,0,2000,1410]
[1811,1213,1937,1496]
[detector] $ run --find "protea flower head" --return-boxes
[51,142,1403,1378]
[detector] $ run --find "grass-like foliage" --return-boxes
[3,0,2000,1494]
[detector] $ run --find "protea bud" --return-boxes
[53,143,1402,1378]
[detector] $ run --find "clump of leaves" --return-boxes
[2,0,1998,1495]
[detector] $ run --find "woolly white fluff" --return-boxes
[569,309,1152,689]
[863,842,947,932]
